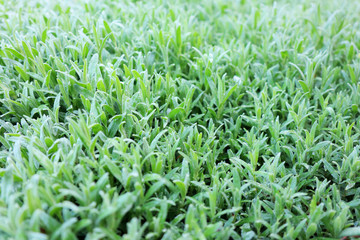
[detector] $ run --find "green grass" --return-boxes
[0,0,360,239]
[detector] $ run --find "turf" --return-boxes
[0,0,360,239]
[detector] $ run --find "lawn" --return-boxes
[0,0,360,239]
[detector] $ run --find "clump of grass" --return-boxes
[0,0,360,239]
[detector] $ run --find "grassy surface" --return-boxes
[0,0,360,239]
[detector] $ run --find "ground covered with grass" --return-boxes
[0,0,360,239]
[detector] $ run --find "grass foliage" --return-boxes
[1,0,360,239]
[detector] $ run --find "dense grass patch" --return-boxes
[0,0,360,239]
